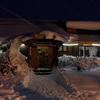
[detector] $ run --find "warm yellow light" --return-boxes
[82,44,92,46]
[92,43,100,46]
[62,43,78,46]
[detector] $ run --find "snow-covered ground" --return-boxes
[27,68,100,100]
[0,52,100,99]
[0,67,100,100]
[58,55,100,72]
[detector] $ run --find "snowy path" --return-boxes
[29,70,69,100]
[28,69,100,100]
[60,69,100,91]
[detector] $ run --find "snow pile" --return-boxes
[86,67,100,72]
[78,57,100,71]
[8,36,31,88]
[78,57,96,68]
[58,55,77,68]
[58,55,100,71]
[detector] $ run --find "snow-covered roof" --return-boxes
[0,19,68,42]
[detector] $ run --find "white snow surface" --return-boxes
[58,55,100,72]
[27,68,99,100]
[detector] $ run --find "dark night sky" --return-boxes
[0,0,100,21]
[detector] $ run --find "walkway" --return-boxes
[61,69,100,91]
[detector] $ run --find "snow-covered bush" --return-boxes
[58,54,100,71]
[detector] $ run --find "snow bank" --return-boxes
[58,55,100,71]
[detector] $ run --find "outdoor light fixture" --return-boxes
[92,43,100,46]
[62,43,78,46]
[20,43,26,47]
